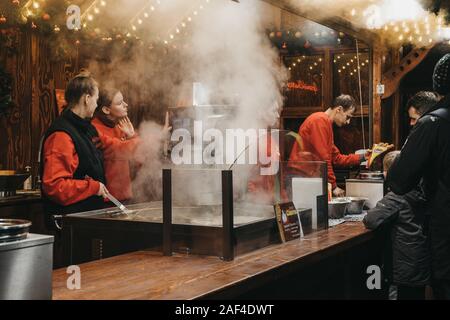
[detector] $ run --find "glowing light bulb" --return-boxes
[94,7,100,14]
[151,6,155,11]
[33,2,39,9]
[101,1,106,6]
[144,12,149,18]
[87,14,93,21]
[293,63,296,66]
[187,17,192,22]
[170,34,174,39]
[138,19,142,24]
[176,28,180,33]
[132,25,136,31]
[351,9,356,16]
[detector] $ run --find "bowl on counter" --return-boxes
[345,197,368,214]
[0,219,32,243]
[328,198,351,219]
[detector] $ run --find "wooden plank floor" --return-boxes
[52,222,373,300]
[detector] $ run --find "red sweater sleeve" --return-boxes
[306,117,338,189]
[332,144,361,168]
[96,131,140,159]
[42,132,100,206]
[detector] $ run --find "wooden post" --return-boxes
[391,48,401,149]
[323,49,333,109]
[162,169,172,256]
[371,47,383,144]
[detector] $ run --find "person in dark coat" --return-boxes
[386,54,450,300]
[364,151,430,300]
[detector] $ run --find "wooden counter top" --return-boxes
[52,222,374,300]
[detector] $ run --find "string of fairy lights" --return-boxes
[347,6,450,45]
[0,0,211,47]
[3,0,450,48]
[287,53,369,78]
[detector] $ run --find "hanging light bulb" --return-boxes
[101,1,106,6]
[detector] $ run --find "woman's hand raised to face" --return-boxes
[118,116,135,139]
[163,111,172,136]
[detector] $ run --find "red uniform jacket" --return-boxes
[42,126,139,205]
[92,117,139,201]
[289,112,360,189]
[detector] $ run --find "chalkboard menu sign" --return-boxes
[274,202,301,242]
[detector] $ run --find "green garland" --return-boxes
[0,66,13,116]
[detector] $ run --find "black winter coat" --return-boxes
[387,95,450,280]
[363,187,430,286]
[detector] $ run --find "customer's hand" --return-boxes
[364,149,372,161]
[118,116,135,139]
[332,186,345,198]
[97,182,109,199]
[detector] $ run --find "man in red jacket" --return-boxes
[289,95,367,197]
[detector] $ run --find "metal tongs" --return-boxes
[106,191,130,216]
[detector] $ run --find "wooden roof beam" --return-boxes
[260,0,382,46]
[381,46,435,99]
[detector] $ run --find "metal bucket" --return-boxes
[328,198,351,219]
[345,197,368,214]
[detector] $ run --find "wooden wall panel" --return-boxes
[0,29,77,179]
[0,29,32,171]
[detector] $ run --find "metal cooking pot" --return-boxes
[359,171,384,180]
[345,197,368,214]
[0,219,31,243]
[328,198,351,219]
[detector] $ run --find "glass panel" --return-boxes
[284,54,323,108]
[332,51,370,106]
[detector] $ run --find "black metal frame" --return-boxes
[162,169,235,260]
[162,169,172,256]
[221,170,234,261]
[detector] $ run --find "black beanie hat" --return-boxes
[433,54,450,95]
